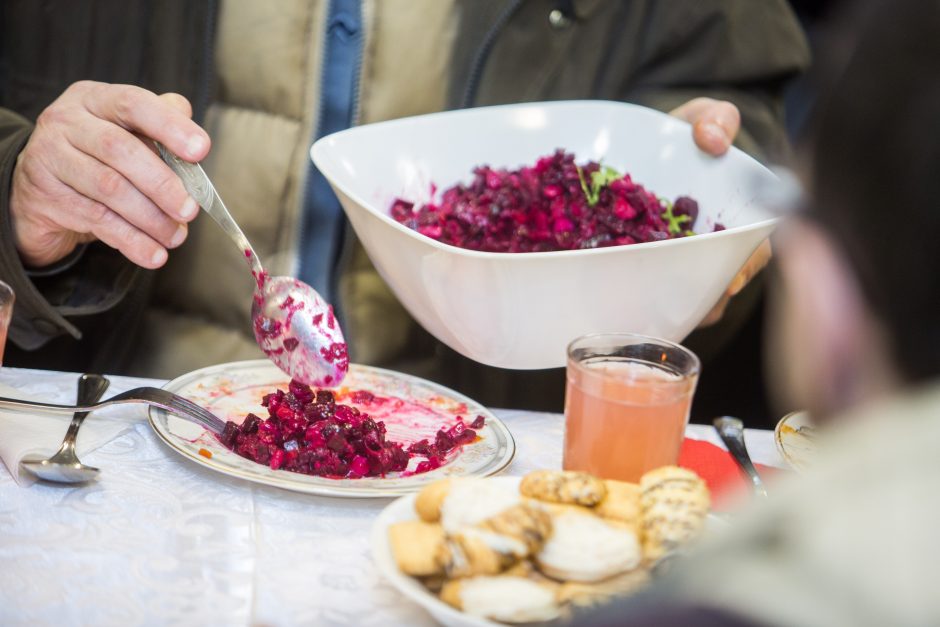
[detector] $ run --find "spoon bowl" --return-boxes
[20,456,99,483]
[158,144,348,387]
[251,275,348,387]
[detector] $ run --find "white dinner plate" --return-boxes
[149,359,515,498]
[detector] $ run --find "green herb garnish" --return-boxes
[661,199,692,236]
[577,164,622,207]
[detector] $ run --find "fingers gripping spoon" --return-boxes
[158,144,348,387]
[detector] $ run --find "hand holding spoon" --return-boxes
[158,144,348,387]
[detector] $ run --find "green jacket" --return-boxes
[0,0,809,409]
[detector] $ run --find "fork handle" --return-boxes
[0,387,143,414]
[0,386,224,435]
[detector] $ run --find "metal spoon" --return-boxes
[712,416,769,498]
[19,373,111,483]
[157,144,348,387]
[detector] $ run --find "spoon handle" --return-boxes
[156,142,265,278]
[56,374,110,457]
[713,416,769,498]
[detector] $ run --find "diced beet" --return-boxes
[288,379,314,404]
[241,413,261,434]
[408,439,432,456]
[388,149,711,252]
[221,421,239,448]
[219,383,486,479]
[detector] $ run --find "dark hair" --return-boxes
[806,0,940,383]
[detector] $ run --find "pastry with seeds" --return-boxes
[519,469,607,506]
[639,465,710,562]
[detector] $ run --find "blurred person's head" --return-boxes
[767,0,940,420]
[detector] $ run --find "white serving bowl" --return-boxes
[312,101,779,369]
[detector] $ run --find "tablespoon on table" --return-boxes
[713,416,769,498]
[156,143,348,387]
[19,373,110,483]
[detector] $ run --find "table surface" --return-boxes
[0,367,783,626]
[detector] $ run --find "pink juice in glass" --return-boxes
[564,354,698,483]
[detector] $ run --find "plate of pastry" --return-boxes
[372,468,714,625]
[149,359,515,497]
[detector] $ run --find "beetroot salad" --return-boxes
[390,149,721,253]
[218,380,485,479]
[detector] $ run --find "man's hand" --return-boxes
[10,81,211,269]
[670,97,770,327]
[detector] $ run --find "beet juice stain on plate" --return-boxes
[157,142,348,388]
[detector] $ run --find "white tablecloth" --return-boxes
[0,367,783,626]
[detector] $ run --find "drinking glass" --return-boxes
[563,332,700,482]
[0,280,14,365]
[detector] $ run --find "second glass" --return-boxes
[563,332,700,482]
[0,280,13,366]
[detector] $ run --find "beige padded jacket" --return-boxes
[133,0,459,376]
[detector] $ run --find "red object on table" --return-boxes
[678,438,781,511]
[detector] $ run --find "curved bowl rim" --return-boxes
[311,99,781,262]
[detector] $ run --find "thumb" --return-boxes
[670,98,741,156]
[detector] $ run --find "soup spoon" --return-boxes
[158,144,348,387]
[19,373,110,483]
[713,416,769,498]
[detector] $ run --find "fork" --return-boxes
[0,387,226,435]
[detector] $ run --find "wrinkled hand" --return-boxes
[10,81,211,269]
[670,97,770,327]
